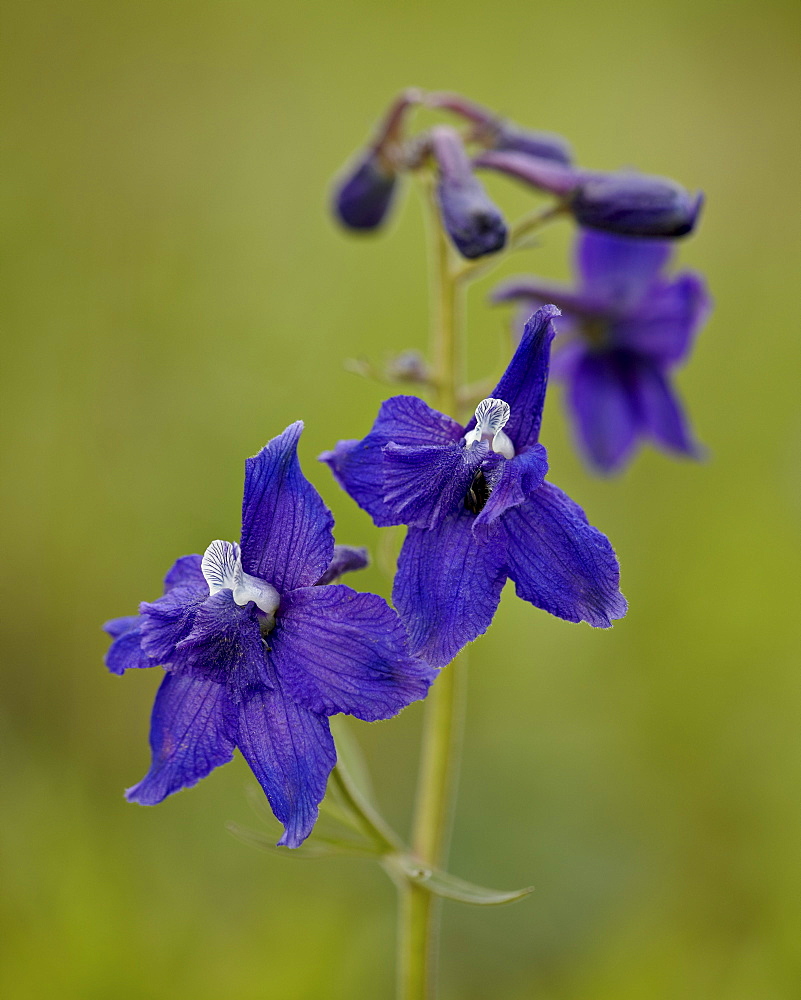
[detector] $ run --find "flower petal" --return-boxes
[393,508,508,668]
[103,615,141,640]
[320,397,463,527]
[103,617,154,675]
[502,483,627,628]
[163,555,205,592]
[269,585,435,721]
[473,445,549,538]
[237,682,336,848]
[568,352,640,473]
[613,273,710,365]
[241,422,334,593]
[383,441,486,529]
[484,305,558,451]
[139,585,208,662]
[125,673,237,805]
[577,229,671,310]
[632,364,698,456]
[315,545,370,586]
[173,591,270,695]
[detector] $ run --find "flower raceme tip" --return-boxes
[103,422,435,848]
[321,306,627,668]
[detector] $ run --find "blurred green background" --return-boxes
[2,1,799,997]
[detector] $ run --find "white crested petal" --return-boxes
[466,398,515,458]
[492,428,515,459]
[201,540,241,594]
[233,572,281,616]
[474,397,511,436]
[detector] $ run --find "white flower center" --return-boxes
[463,397,515,459]
[201,540,280,616]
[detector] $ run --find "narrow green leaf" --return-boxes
[391,855,534,906]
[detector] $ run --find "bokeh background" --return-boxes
[2,1,799,997]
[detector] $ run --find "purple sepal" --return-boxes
[163,555,205,592]
[139,585,208,663]
[473,445,548,538]
[577,230,671,309]
[103,617,154,675]
[485,305,558,450]
[632,364,698,456]
[315,544,369,586]
[572,175,703,238]
[614,273,711,364]
[125,673,237,805]
[503,484,627,627]
[104,615,141,640]
[241,421,334,594]
[320,396,462,527]
[382,440,486,529]
[237,680,336,849]
[271,585,435,721]
[393,508,508,668]
[432,127,507,259]
[570,353,640,474]
[172,591,271,696]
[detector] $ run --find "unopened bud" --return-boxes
[332,89,421,231]
[571,173,703,238]
[431,126,507,259]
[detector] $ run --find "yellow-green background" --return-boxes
[2,1,799,997]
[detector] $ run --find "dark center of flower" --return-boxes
[464,469,490,514]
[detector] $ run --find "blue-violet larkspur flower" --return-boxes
[493,230,711,473]
[103,422,434,847]
[321,306,627,668]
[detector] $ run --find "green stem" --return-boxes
[397,184,562,1000]
[398,183,469,1000]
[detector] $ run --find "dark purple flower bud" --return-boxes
[333,89,421,232]
[334,153,397,230]
[570,173,704,238]
[426,91,572,165]
[475,151,703,239]
[431,126,507,259]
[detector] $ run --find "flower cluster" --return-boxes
[333,88,703,254]
[105,88,708,851]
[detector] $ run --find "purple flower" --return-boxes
[474,151,703,239]
[103,423,434,847]
[333,89,420,231]
[321,307,626,668]
[431,126,507,259]
[493,230,711,473]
